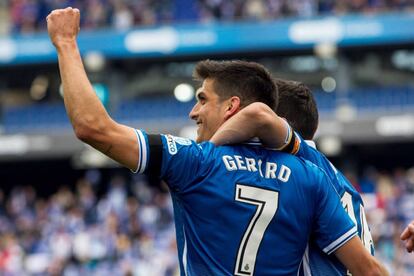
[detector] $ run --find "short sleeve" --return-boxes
[160,134,204,189]
[144,133,207,192]
[311,165,358,255]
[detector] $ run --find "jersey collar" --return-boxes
[305,140,317,149]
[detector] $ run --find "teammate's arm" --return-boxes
[46,8,138,171]
[210,102,288,148]
[401,220,414,252]
[334,236,389,276]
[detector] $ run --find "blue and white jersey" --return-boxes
[290,132,375,276]
[134,130,357,276]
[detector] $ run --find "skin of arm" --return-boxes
[210,102,288,148]
[47,8,138,170]
[334,236,389,276]
[401,220,414,252]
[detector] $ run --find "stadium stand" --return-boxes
[0,173,178,275]
[3,86,414,134]
[4,0,414,34]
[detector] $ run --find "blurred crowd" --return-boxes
[3,0,414,34]
[0,172,178,276]
[345,166,414,275]
[0,166,413,275]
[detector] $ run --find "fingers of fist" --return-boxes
[47,7,80,22]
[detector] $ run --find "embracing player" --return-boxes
[211,79,375,275]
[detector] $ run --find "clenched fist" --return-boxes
[47,7,80,48]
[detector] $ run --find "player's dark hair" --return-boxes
[194,60,278,110]
[275,79,319,140]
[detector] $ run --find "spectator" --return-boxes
[7,0,414,34]
[0,174,177,275]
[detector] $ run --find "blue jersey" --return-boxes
[291,133,375,276]
[134,130,357,276]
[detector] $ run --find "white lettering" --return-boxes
[235,155,247,170]
[265,162,277,179]
[222,155,291,182]
[166,134,177,155]
[278,165,291,182]
[223,155,237,171]
[258,159,264,178]
[246,158,257,172]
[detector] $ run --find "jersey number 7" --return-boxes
[234,184,279,276]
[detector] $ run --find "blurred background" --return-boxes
[0,0,414,275]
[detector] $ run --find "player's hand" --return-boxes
[401,220,414,253]
[46,7,80,48]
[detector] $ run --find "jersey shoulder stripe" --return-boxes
[323,226,357,255]
[133,129,150,174]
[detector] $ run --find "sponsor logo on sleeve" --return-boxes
[166,134,177,155]
[172,136,192,146]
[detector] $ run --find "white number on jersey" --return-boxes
[234,184,279,276]
[341,192,374,252]
[341,192,357,225]
[360,205,374,252]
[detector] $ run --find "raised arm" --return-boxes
[47,8,138,171]
[334,236,389,276]
[210,102,289,148]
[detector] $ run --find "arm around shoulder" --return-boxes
[251,102,290,148]
[211,102,288,148]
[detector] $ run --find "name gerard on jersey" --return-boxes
[222,155,291,182]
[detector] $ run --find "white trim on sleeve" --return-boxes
[323,226,358,255]
[136,129,148,174]
[131,129,148,174]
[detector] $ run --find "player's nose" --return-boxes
[189,103,200,120]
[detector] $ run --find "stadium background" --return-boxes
[0,0,414,275]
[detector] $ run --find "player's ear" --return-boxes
[224,96,241,120]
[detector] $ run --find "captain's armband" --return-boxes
[276,122,300,155]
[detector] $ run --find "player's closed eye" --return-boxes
[197,95,206,104]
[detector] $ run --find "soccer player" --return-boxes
[211,79,376,275]
[46,8,387,275]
